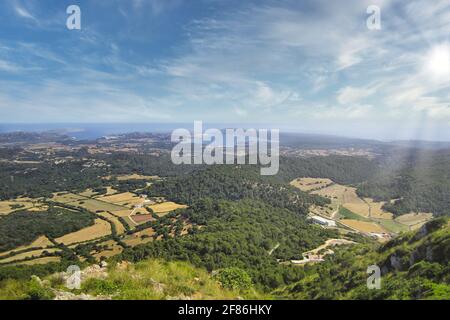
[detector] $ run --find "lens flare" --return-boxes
[424,43,450,80]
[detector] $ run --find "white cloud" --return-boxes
[337,86,376,105]
[13,3,38,23]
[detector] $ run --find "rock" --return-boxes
[52,289,111,300]
[426,246,433,261]
[148,278,165,293]
[100,261,108,268]
[116,261,131,271]
[390,254,402,271]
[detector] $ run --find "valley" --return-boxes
[0,131,448,300]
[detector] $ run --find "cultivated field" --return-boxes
[96,212,126,234]
[147,202,188,216]
[116,174,160,181]
[96,192,143,208]
[13,256,61,266]
[0,199,41,215]
[123,228,155,247]
[51,192,86,204]
[69,198,126,212]
[395,213,433,230]
[0,236,53,256]
[339,219,386,233]
[55,219,111,245]
[131,214,154,224]
[0,248,61,264]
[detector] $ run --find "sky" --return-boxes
[0,0,450,141]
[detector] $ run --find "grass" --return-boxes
[80,259,266,300]
[371,218,409,234]
[338,206,371,222]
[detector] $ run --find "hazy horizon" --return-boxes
[2,122,450,143]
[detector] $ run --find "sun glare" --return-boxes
[424,43,450,80]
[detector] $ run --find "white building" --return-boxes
[309,215,336,227]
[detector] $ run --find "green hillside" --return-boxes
[274,217,450,299]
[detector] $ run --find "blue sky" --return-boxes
[0,0,450,140]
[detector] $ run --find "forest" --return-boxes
[0,206,95,252]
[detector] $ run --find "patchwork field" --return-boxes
[295,178,409,235]
[96,212,126,234]
[55,219,111,245]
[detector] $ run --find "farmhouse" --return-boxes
[309,215,336,227]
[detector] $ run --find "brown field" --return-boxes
[115,198,144,208]
[96,192,139,204]
[110,209,133,217]
[68,198,126,212]
[364,198,393,219]
[27,205,49,212]
[51,192,86,204]
[96,192,144,208]
[131,214,154,224]
[55,219,111,245]
[96,212,126,234]
[0,199,39,215]
[340,219,386,233]
[342,203,370,217]
[116,174,160,181]
[0,236,54,256]
[290,177,333,192]
[0,248,61,264]
[13,256,61,266]
[395,213,433,230]
[148,202,188,216]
